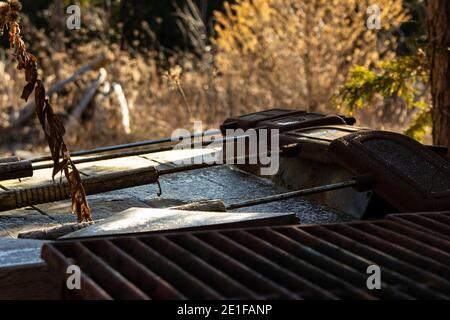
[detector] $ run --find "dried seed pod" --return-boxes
[0,2,9,15]
[0,0,92,223]
[7,10,18,22]
[8,0,21,12]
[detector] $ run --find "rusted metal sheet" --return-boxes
[42,212,450,300]
[329,131,450,213]
[279,125,366,163]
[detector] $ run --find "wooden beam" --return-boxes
[0,160,33,181]
[18,200,226,240]
[0,263,61,300]
[0,166,159,212]
[10,55,108,129]
[0,156,20,164]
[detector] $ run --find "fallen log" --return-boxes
[65,68,108,132]
[112,82,131,135]
[9,55,108,129]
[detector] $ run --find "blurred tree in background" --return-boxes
[16,0,229,52]
[14,1,427,55]
[337,0,450,147]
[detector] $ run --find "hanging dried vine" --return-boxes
[1,0,92,222]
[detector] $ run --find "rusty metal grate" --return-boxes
[41,212,450,300]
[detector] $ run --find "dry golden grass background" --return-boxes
[0,0,427,155]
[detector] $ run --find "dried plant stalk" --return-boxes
[1,0,92,222]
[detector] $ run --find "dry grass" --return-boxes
[0,1,420,155]
[0,40,229,153]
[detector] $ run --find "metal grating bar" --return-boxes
[83,240,186,299]
[55,242,149,299]
[275,227,412,299]
[169,234,298,299]
[42,212,450,300]
[196,231,326,299]
[225,230,369,299]
[113,238,223,299]
[41,244,112,300]
[327,224,450,294]
[329,224,450,280]
[142,236,259,299]
[388,215,450,241]
[399,215,450,235]
[350,223,450,266]
[221,230,341,299]
[303,225,449,299]
[372,220,450,253]
[421,213,450,226]
[248,228,377,299]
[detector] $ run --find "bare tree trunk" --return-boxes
[303,4,318,112]
[52,0,65,52]
[51,0,65,81]
[426,0,450,148]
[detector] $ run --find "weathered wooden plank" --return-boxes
[0,263,60,300]
[35,195,152,224]
[75,155,157,176]
[0,150,349,239]
[0,238,48,267]
[0,209,59,239]
[18,222,94,240]
[62,208,299,239]
[0,166,160,212]
[0,165,57,189]
[140,147,220,166]
[0,228,10,238]
[0,160,33,181]
[18,200,226,240]
[0,147,214,191]
[0,153,157,190]
[0,156,20,164]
